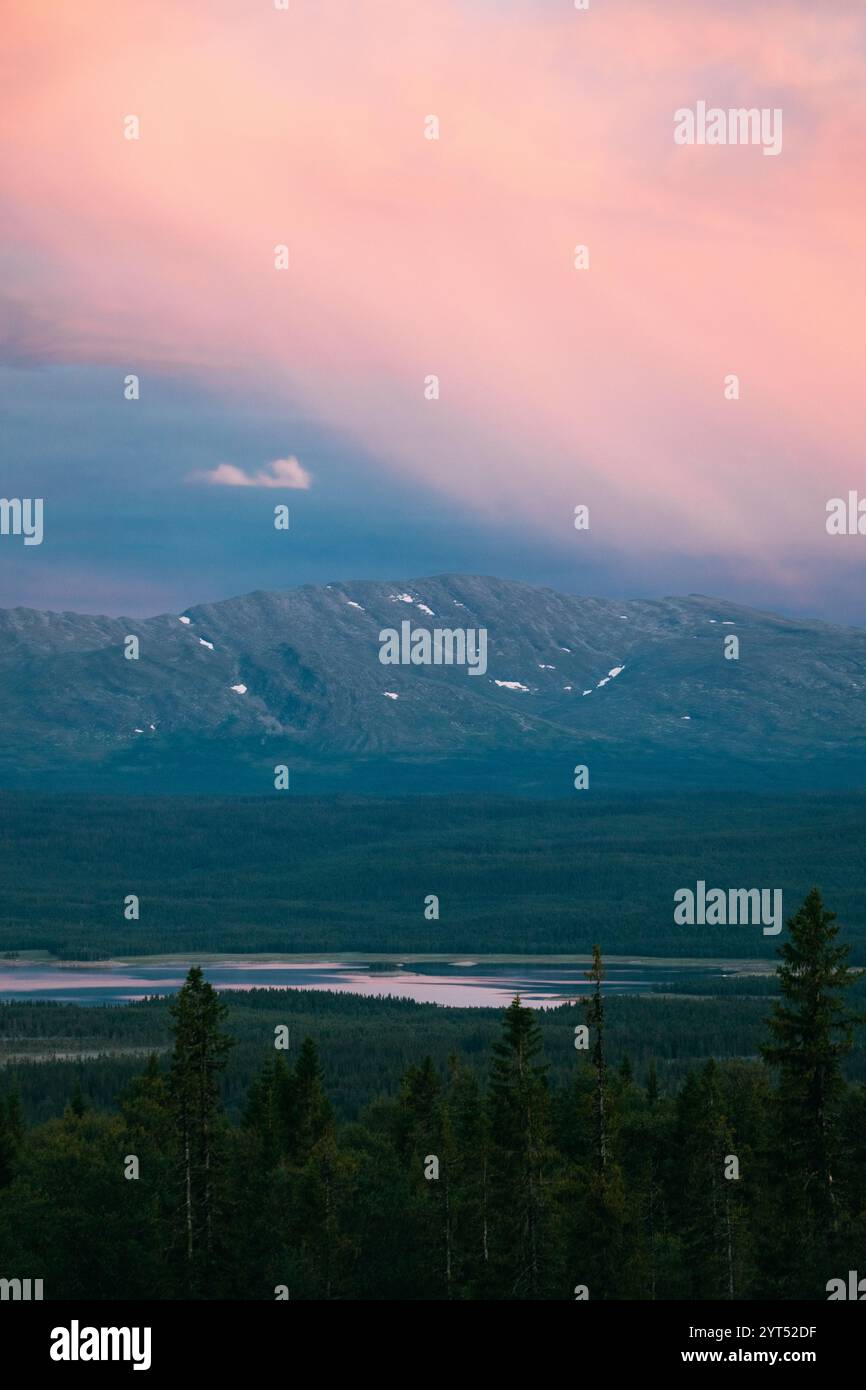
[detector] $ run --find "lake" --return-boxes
[0,958,760,1008]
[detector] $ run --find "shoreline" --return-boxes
[3,951,778,973]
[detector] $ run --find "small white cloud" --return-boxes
[196,456,311,490]
[494,680,530,692]
[346,600,365,611]
[199,639,214,650]
[230,683,248,694]
[383,691,399,699]
[178,616,191,625]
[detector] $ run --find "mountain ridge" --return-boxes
[1,575,864,793]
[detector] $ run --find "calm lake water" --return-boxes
[0,960,739,1009]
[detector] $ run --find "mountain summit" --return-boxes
[1,575,864,793]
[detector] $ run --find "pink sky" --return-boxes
[3,0,865,602]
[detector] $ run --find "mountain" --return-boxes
[1,575,865,793]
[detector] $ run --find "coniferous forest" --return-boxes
[1,790,864,960]
[1,888,863,1301]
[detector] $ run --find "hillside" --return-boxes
[1,576,865,791]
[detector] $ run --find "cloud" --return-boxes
[3,0,864,589]
[196,457,312,490]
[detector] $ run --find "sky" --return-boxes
[1,0,865,622]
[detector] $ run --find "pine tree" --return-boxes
[393,1055,448,1297]
[617,1087,681,1299]
[168,967,234,1295]
[675,1061,745,1299]
[760,887,863,1284]
[118,1054,175,1298]
[488,997,558,1298]
[446,1057,491,1298]
[290,1037,332,1162]
[284,1040,350,1299]
[242,1056,289,1169]
[584,944,607,1174]
[569,949,632,1298]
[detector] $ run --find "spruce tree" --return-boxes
[570,948,631,1298]
[168,967,234,1295]
[675,1061,745,1299]
[584,944,607,1174]
[394,1056,448,1298]
[760,888,864,1290]
[290,1037,333,1162]
[446,1056,491,1298]
[119,1055,174,1298]
[488,996,557,1298]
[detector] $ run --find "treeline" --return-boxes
[1,790,865,958]
[0,889,864,1300]
[0,984,794,1126]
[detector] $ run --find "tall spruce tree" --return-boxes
[760,888,864,1291]
[675,1061,745,1299]
[168,967,234,1296]
[571,946,632,1298]
[488,996,557,1298]
[118,1055,175,1298]
[585,944,608,1174]
[394,1056,448,1298]
[290,1037,333,1161]
[446,1056,491,1298]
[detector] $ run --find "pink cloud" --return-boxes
[196,457,311,490]
[2,0,864,594]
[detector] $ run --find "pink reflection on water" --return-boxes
[216,972,579,1009]
[0,971,187,992]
